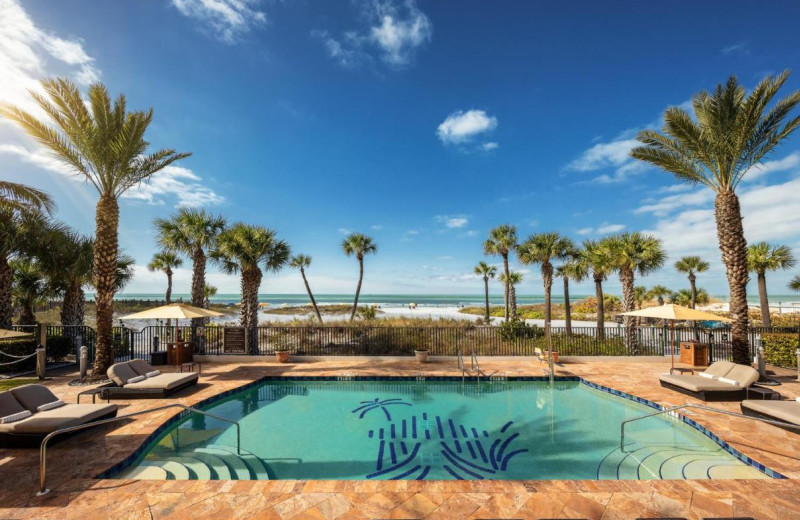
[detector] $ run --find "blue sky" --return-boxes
[3,0,800,298]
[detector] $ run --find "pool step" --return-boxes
[116,444,269,481]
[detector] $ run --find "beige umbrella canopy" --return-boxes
[120,303,223,320]
[0,329,33,340]
[619,304,731,369]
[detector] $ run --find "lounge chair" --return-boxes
[0,384,117,448]
[102,360,199,400]
[741,399,800,433]
[658,360,760,401]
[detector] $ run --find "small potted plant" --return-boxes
[275,348,291,363]
[414,348,429,363]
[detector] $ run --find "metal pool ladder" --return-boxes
[38,403,241,496]
[458,348,488,382]
[619,403,793,452]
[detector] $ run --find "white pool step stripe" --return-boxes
[187,451,232,480]
[205,444,270,479]
[194,447,251,479]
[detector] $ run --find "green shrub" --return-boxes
[0,338,37,373]
[498,319,543,342]
[45,335,74,361]
[762,333,798,368]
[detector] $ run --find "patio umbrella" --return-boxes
[619,304,731,370]
[120,303,223,343]
[0,328,33,340]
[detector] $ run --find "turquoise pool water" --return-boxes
[114,378,769,481]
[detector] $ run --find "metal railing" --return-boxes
[38,404,241,495]
[619,403,794,452]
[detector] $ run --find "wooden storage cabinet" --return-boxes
[679,341,708,367]
[167,342,193,365]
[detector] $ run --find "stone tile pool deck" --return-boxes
[1,357,799,519]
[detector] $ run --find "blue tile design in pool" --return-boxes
[351,398,412,420]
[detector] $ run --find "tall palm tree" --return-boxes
[631,72,800,364]
[674,256,710,309]
[634,286,648,310]
[148,251,183,305]
[581,239,614,339]
[556,257,588,337]
[605,232,666,353]
[484,225,518,321]
[212,224,290,335]
[203,284,217,308]
[342,233,377,321]
[10,258,49,325]
[37,227,93,326]
[747,242,796,327]
[647,285,671,306]
[788,276,800,292]
[155,208,226,328]
[498,271,523,318]
[670,288,710,307]
[517,232,574,324]
[0,209,47,329]
[290,254,323,323]
[1,78,190,376]
[0,181,54,215]
[474,261,497,321]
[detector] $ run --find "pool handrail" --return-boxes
[38,403,240,496]
[620,403,792,452]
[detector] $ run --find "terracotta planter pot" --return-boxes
[275,351,291,363]
[414,350,429,363]
[551,351,559,364]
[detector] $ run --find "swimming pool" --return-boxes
[110,377,778,481]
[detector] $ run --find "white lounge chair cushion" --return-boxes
[37,400,65,412]
[123,372,198,390]
[0,403,117,434]
[718,377,739,387]
[795,397,800,403]
[698,372,716,380]
[0,410,32,424]
[724,364,759,388]
[146,370,161,378]
[659,374,745,393]
[127,375,146,384]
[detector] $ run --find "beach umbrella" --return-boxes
[619,304,731,369]
[0,328,33,340]
[120,303,223,342]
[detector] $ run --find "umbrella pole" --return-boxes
[671,321,675,370]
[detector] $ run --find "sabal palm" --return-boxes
[674,256,710,309]
[517,232,574,324]
[474,261,497,321]
[631,72,800,364]
[670,288,710,307]
[290,254,323,323]
[634,286,648,310]
[148,251,183,304]
[498,271,523,317]
[0,209,46,328]
[203,284,218,309]
[789,276,800,292]
[605,232,666,353]
[1,78,189,375]
[155,208,226,327]
[556,256,588,337]
[484,225,517,321]
[0,181,54,215]
[747,242,796,326]
[212,224,290,333]
[342,233,377,321]
[37,227,93,326]
[581,239,614,339]
[647,285,671,306]
[10,258,49,326]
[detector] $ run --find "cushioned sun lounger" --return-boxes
[103,360,199,400]
[741,400,800,433]
[0,384,117,448]
[658,361,759,401]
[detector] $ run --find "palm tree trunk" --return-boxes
[620,267,637,354]
[350,258,364,321]
[0,255,12,330]
[60,281,85,326]
[301,268,323,323]
[166,269,173,328]
[191,247,205,330]
[239,267,261,354]
[483,276,490,321]
[92,195,119,378]
[502,254,510,321]
[689,274,697,309]
[715,190,750,365]
[18,303,36,326]
[757,271,771,327]
[509,284,517,317]
[595,273,605,341]
[542,262,553,324]
[563,277,572,338]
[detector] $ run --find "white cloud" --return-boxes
[481,142,499,151]
[314,0,431,69]
[576,227,593,235]
[635,189,714,217]
[435,215,468,228]
[0,143,73,176]
[171,0,267,43]
[721,42,749,56]
[742,152,800,183]
[338,228,353,235]
[575,223,625,236]
[400,229,419,241]
[371,224,383,230]
[566,139,639,172]
[122,166,224,206]
[437,110,498,145]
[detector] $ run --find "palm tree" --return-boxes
[155,208,226,328]
[342,233,377,321]
[605,232,666,354]
[474,261,497,321]
[0,209,47,329]
[647,285,671,306]
[212,224,290,335]
[789,276,800,292]
[290,254,323,323]
[674,256,710,309]
[498,271,523,318]
[203,284,217,309]
[581,239,614,339]
[670,288,710,307]
[0,181,54,215]
[631,72,800,364]
[10,258,48,325]
[148,251,183,305]
[1,78,190,376]
[556,257,588,337]
[747,242,796,327]
[484,225,518,321]
[37,227,93,326]
[634,286,648,310]
[517,233,574,324]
